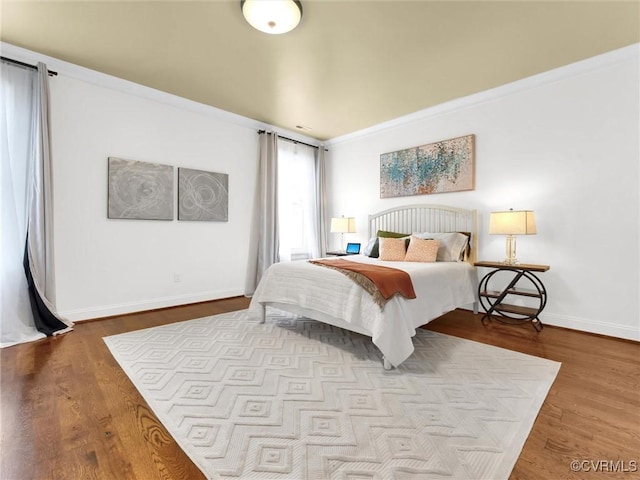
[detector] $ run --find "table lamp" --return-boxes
[489,209,536,265]
[330,216,356,251]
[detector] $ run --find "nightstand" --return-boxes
[474,261,550,331]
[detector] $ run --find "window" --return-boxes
[277,140,317,261]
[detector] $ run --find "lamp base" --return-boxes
[502,257,519,265]
[503,235,518,265]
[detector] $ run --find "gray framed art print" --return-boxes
[107,157,174,220]
[178,167,228,221]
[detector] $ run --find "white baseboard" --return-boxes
[540,312,639,342]
[63,296,638,342]
[458,306,638,341]
[59,289,244,322]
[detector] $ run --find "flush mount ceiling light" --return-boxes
[241,0,303,34]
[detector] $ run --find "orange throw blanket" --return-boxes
[309,258,416,309]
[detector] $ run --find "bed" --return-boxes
[247,204,479,369]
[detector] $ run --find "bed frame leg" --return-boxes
[473,301,479,315]
[383,357,393,370]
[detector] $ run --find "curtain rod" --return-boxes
[258,130,328,151]
[1,56,58,76]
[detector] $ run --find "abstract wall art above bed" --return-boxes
[107,157,174,220]
[380,134,475,198]
[178,167,228,221]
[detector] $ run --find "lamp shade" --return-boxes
[489,210,536,235]
[330,217,356,234]
[241,0,302,34]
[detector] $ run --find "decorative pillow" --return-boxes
[362,237,377,256]
[377,230,409,238]
[368,230,409,258]
[404,236,440,262]
[378,237,407,261]
[458,231,472,260]
[413,232,469,262]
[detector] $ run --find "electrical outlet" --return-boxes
[173,273,182,283]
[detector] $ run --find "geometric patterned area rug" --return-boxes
[104,309,560,480]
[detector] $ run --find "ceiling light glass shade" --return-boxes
[241,0,303,35]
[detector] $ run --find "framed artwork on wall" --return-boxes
[380,134,475,198]
[178,167,229,221]
[107,157,174,220]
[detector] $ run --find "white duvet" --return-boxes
[247,255,478,367]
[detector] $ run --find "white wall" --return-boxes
[326,45,640,341]
[50,76,257,320]
[1,43,321,322]
[4,42,638,338]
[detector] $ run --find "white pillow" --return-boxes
[413,232,469,262]
[363,237,377,256]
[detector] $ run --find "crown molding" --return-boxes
[0,42,322,147]
[3,41,636,149]
[326,42,640,146]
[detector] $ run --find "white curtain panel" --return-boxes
[245,133,326,295]
[0,61,71,348]
[277,139,325,260]
[315,147,328,257]
[276,140,294,262]
[27,62,73,335]
[0,61,44,347]
[26,64,61,316]
[245,132,280,296]
[26,63,72,334]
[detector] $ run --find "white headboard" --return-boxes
[368,204,478,264]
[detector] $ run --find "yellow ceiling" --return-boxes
[1,1,639,140]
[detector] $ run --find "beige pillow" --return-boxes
[404,236,440,262]
[378,237,407,261]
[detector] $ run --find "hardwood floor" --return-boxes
[1,298,638,479]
